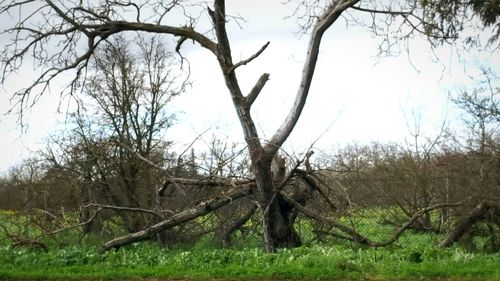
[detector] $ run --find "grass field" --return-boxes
[1,236,499,280]
[0,211,499,280]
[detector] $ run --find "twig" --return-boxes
[227,41,270,73]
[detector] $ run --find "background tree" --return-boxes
[41,34,186,233]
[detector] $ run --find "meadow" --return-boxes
[0,210,499,280]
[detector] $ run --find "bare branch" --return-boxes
[228,41,270,73]
[266,0,360,155]
[245,73,270,107]
[283,192,469,247]
[84,203,164,217]
[349,5,410,16]
[102,186,252,251]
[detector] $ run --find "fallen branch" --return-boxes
[439,203,500,248]
[372,200,469,247]
[0,207,103,250]
[296,171,338,211]
[101,187,252,251]
[282,192,468,247]
[222,203,257,246]
[280,192,375,245]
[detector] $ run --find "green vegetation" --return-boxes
[1,230,499,280]
[1,208,499,280]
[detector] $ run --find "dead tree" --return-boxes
[1,0,498,252]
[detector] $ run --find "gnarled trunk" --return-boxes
[254,161,301,252]
[266,194,302,249]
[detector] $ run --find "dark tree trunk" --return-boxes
[254,161,301,252]
[266,193,302,248]
[81,210,103,235]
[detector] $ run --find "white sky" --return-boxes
[0,1,497,175]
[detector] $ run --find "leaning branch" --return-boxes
[280,191,374,245]
[222,203,258,246]
[282,192,468,247]
[296,171,338,211]
[101,186,252,251]
[439,202,500,248]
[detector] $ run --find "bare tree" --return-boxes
[433,67,500,249]
[46,34,184,232]
[1,0,498,252]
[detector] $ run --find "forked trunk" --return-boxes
[208,0,356,253]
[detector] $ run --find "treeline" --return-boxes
[0,119,499,249]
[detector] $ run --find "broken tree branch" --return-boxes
[222,203,258,246]
[282,192,468,247]
[84,203,168,217]
[439,202,500,248]
[246,73,270,107]
[101,186,252,251]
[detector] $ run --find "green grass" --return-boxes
[1,209,499,280]
[1,241,499,280]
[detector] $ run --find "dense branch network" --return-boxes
[1,0,498,253]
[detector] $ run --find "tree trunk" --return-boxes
[254,161,301,252]
[207,0,357,253]
[266,193,302,249]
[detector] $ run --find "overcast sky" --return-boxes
[0,1,496,175]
